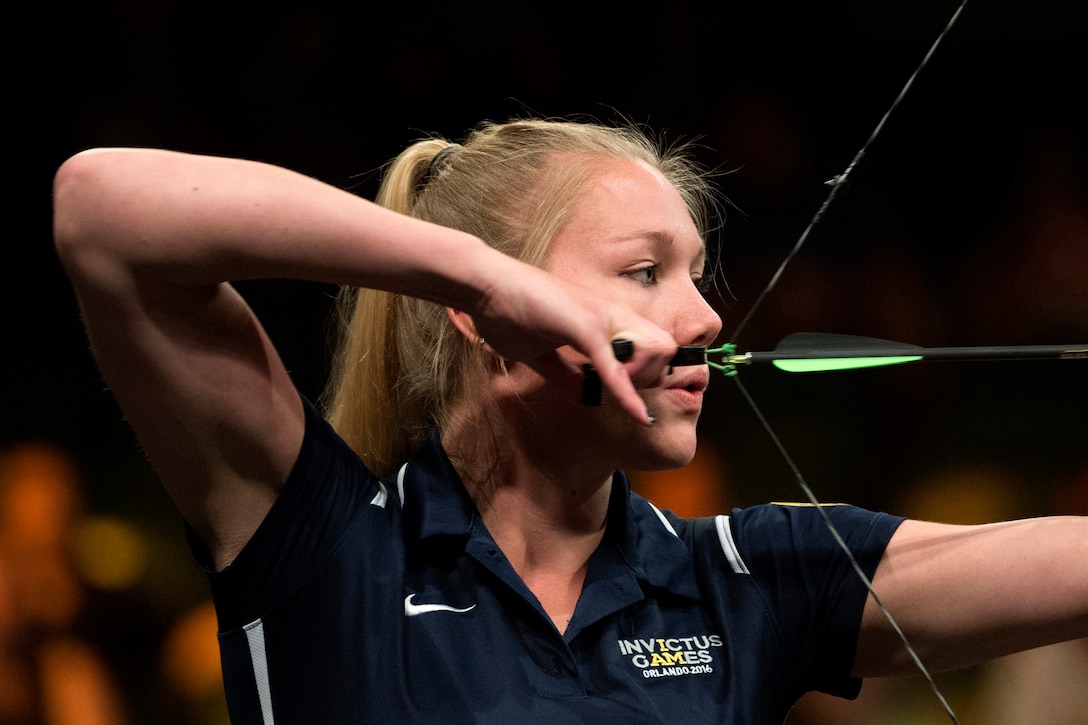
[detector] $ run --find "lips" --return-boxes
[665,367,710,394]
[660,367,710,413]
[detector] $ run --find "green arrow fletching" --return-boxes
[772,355,923,372]
[707,333,1088,376]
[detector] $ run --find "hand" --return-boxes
[466,261,677,425]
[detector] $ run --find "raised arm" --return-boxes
[53,148,675,569]
[853,516,1088,677]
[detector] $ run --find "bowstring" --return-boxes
[726,3,971,723]
[729,0,970,345]
[732,378,961,724]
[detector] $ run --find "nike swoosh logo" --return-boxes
[404,594,477,617]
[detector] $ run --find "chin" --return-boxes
[624,424,699,472]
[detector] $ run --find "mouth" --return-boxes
[665,368,710,394]
[659,368,710,413]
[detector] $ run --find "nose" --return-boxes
[673,282,722,347]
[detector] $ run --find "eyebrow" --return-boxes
[634,229,707,268]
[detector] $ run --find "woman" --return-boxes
[53,119,1086,723]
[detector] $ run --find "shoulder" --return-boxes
[729,503,904,553]
[647,500,904,577]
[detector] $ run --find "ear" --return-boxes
[446,307,480,343]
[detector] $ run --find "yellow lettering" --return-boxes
[653,651,686,666]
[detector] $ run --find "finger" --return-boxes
[592,360,653,425]
[618,338,675,390]
[611,339,635,362]
[669,345,708,367]
[588,337,675,424]
[581,364,604,407]
[613,340,708,369]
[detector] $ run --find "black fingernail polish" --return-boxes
[582,364,603,406]
[646,409,657,425]
[612,339,634,361]
[668,345,707,367]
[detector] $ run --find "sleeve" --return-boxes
[187,394,387,630]
[729,503,904,699]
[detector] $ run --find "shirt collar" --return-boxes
[395,429,700,601]
[395,429,477,548]
[608,470,702,600]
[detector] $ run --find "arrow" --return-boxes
[694,333,1088,375]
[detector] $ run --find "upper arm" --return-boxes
[853,517,1088,677]
[54,151,305,570]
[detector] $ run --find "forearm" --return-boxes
[855,516,1088,676]
[52,148,499,310]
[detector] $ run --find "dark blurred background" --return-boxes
[5,1,1087,723]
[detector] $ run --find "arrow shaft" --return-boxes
[731,344,1088,365]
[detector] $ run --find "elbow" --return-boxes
[54,148,106,251]
[53,150,101,262]
[52,149,130,279]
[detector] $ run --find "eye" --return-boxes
[624,264,660,286]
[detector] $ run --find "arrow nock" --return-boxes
[705,343,739,377]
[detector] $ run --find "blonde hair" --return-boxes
[321,118,716,476]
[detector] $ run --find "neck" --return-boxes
[442,399,615,633]
[444,407,615,555]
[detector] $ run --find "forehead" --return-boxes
[547,158,704,264]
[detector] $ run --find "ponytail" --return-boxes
[322,139,457,476]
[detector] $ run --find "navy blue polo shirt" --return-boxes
[192,397,903,724]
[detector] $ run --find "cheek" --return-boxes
[492,349,588,409]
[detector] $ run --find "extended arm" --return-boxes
[53,148,675,568]
[853,516,1088,677]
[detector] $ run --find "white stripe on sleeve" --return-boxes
[243,618,275,724]
[714,515,751,575]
